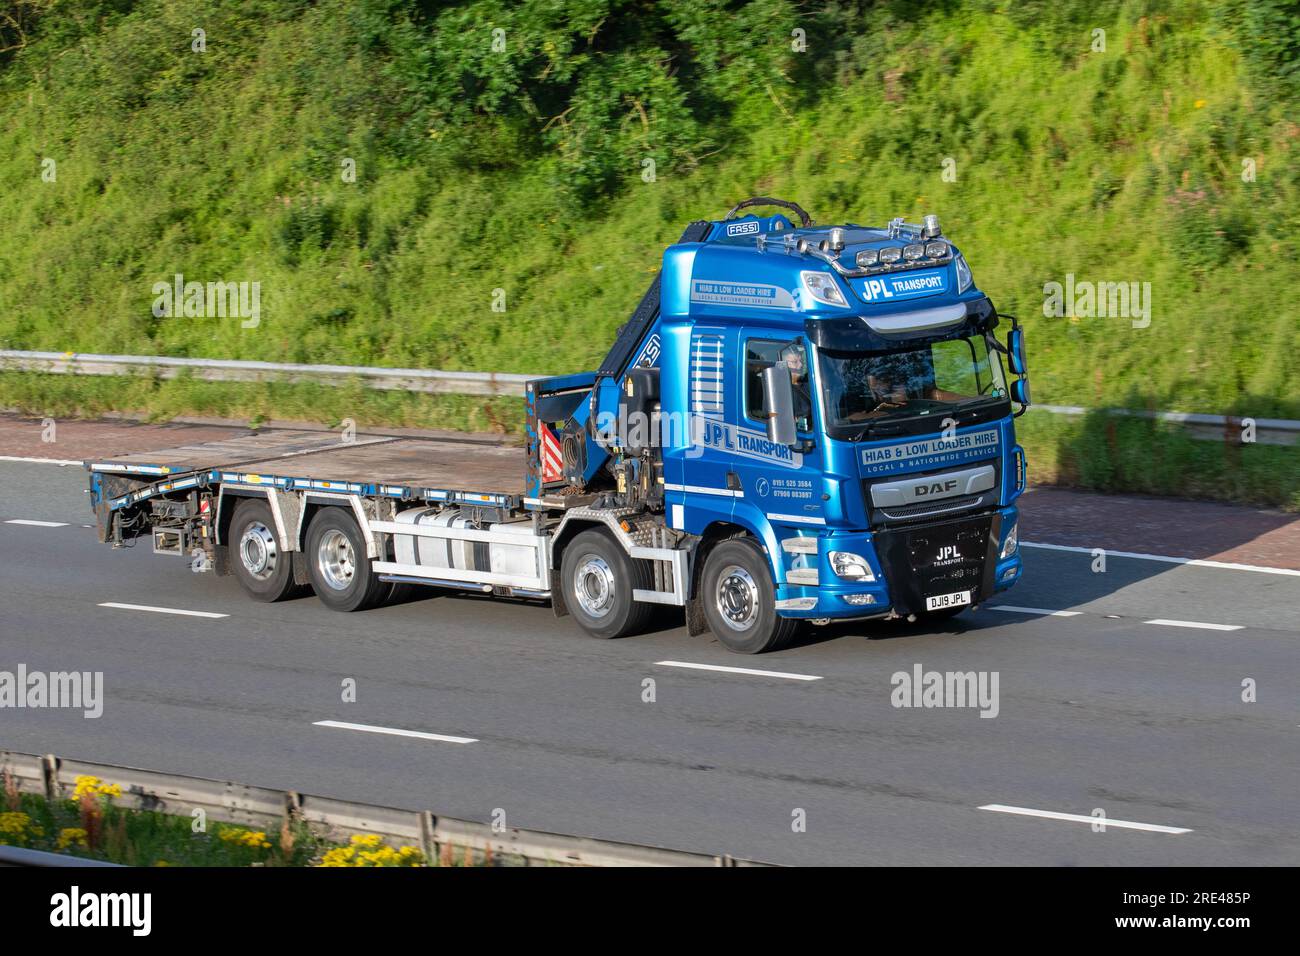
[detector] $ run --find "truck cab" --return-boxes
[561,199,1030,652]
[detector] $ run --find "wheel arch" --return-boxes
[696,512,781,583]
[683,520,773,636]
[548,517,611,572]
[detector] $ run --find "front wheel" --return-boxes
[700,538,798,654]
[305,508,388,611]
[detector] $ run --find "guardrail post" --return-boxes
[41,754,59,802]
[419,811,437,866]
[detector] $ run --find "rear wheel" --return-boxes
[306,508,388,611]
[560,529,653,639]
[701,538,798,654]
[229,498,296,602]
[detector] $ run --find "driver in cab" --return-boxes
[847,357,968,422]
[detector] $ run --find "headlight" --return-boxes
[829,551,875,581]
[903,242,925,260]
[879,246,902,264]
[1000,521,1018,558]
[855,249,879,268]
[955,253,973,293]
[925,240,949,259]
[801,271,847,307]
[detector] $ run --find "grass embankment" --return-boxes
[0,1,1295,502]
[0,773,488,867]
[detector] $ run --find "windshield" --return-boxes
[818,334,1008,437]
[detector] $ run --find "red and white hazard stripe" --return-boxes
[541,426,564,483]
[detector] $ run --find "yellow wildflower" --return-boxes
[218,828,273,850]
[316,834,424,867]
[72,776,122,801]
[58,827,88,850]
[0,811,31,836]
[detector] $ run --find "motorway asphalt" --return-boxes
[1,459,1298,865]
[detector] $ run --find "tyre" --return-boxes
[229,498,296,602]
[305,507,388,612]
[700,538,798,654]
[560,528,653,639]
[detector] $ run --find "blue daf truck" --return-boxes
[87,198,1030,653]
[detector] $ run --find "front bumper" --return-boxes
[774,506,1022,619]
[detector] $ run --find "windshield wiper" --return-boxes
[844,419,906,441]
[841,396,1008,441]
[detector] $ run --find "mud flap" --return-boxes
[551,580,570,618]
[292,551,312,586]
[685,593,709,637]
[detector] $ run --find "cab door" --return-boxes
[729,332,826,533]
[663,324,740,533]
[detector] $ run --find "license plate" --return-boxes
[926,590,971,611]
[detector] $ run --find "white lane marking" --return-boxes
[0,455,81,466]
[655,660,822,681]
[1145,618,1243,632]
[313,719,477,744]
[98,602,228,619]
[989,605,1082,617]
[979,804,1191,834]
[5,518,69,527]
[1022,541,1300,577]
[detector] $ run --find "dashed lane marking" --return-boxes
[1144,618,1243,632]
[313,720,477,745]
[979,804,1192,834]
[98,602,228,619]
[655,660,822,682]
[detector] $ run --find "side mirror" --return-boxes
[1006,328,1027,376]
[1010,377,1030,406]
[762,362,798,447]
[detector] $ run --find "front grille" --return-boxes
[876,491,993,523]
[866,457,1002,528]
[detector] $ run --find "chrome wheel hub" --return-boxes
[239,521,278,580]
[715,565,759,631]
[573,554,616,619]
[317,528,356,591]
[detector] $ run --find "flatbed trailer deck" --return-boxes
[87,424,684,620]
[88,429,534,506]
